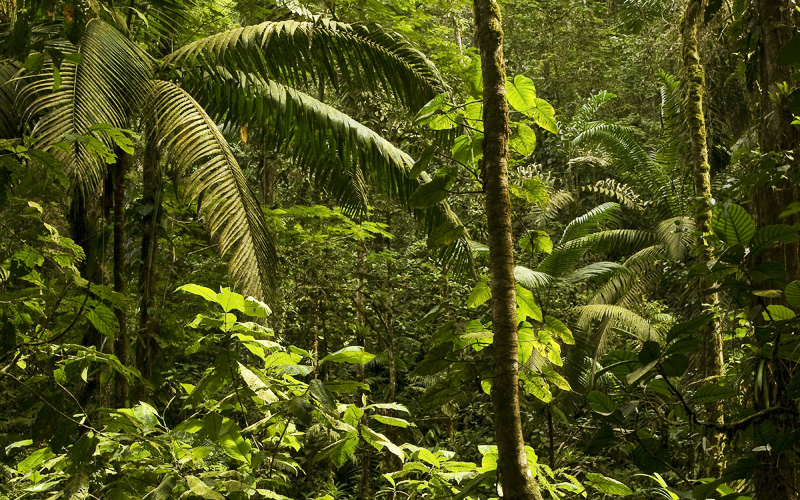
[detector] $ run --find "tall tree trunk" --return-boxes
[69,186,104,407]
[752,0,800,279]
[752,2,800,498]
[113,151,129,408]
[135,140,162,399]
[473,1,540,498]
[680,0,724,476]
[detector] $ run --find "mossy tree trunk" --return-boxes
[680,0,724,477]
[473,0,540,497]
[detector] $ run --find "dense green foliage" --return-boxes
[1,0,800,499]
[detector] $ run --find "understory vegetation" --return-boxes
[1,0,800,499]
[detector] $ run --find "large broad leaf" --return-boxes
[409,172,454,208]
[509,122,536,156]
[691,384,735,404]
[142,475,178,500]
[467,280,491,308]
[712,203,755,246]
[218,420,252,464]
[750,224,800,257]
[530,98,558,134]
[785,281,800,308]
[322,346,375,364]
[763,304,796,321]
[506,75,538,115]
[186,476,225,500]
[585,473,633,495]
[587,391,618,416]
[516,285,543,322]
[427,220,467,249]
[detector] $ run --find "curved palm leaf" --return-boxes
[573,123,680,218]
[143,80,277,297]
[0,61,20,138]
[184,71,472,271]
[162,19,446,111]
[19,19,153,193]
[560,201,620,243]
[574,304,657,342]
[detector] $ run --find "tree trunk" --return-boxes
[753,0,800,281]
[113,151,129,408]
[473,0,540,498]
[752,2,800,498]
[680,0,724,476]
[135,140,162,399]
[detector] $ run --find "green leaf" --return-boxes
[506,75,538,115]
[516,285,543,322]
[315,433,359,467]
[186,476,225,500]
[466,57,483,99]
[178,284,218,302]
[218,420,252,464]
[544,315,574,344]
[17,447,54,473]
[751,225,799,256]
[520,230,553,254]
[712,204,755,246]
[509,122,537,156]
[691,384,736,404]
[309,379,337,411]
[408,172,453,209]
[410,144,436,178]
[763,304,796,321]
[530,98,558,134]
[85,303,119,337]
[372,415,412,428]
[414,94,458,130]
[587,391,618,416]
[142,474,178,500]
[467,280,491,308]
[322,346,375,364]
[427,220,467,249]
[785,281,800,308]
[585,473,633,495]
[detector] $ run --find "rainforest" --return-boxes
[1,1,799,499]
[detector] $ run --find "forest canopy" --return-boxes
[1,1,799,499]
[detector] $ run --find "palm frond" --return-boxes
[162,19,446,111]
[20,19,153,193]
[655,70,683,177]
[560,202,620,243]
[575,304,657,342]
[0,61,20,138]
[654,216,693,262]
[581,179,642,211]
[143,80,277,298]
[514,266,556,292]
[572,123,680,218]
[185,72,472,272]
[567,261,634,284]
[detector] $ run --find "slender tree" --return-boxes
[680,0,724,476]
[473,0,540,497]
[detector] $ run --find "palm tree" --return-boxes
[8,2,470,392]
